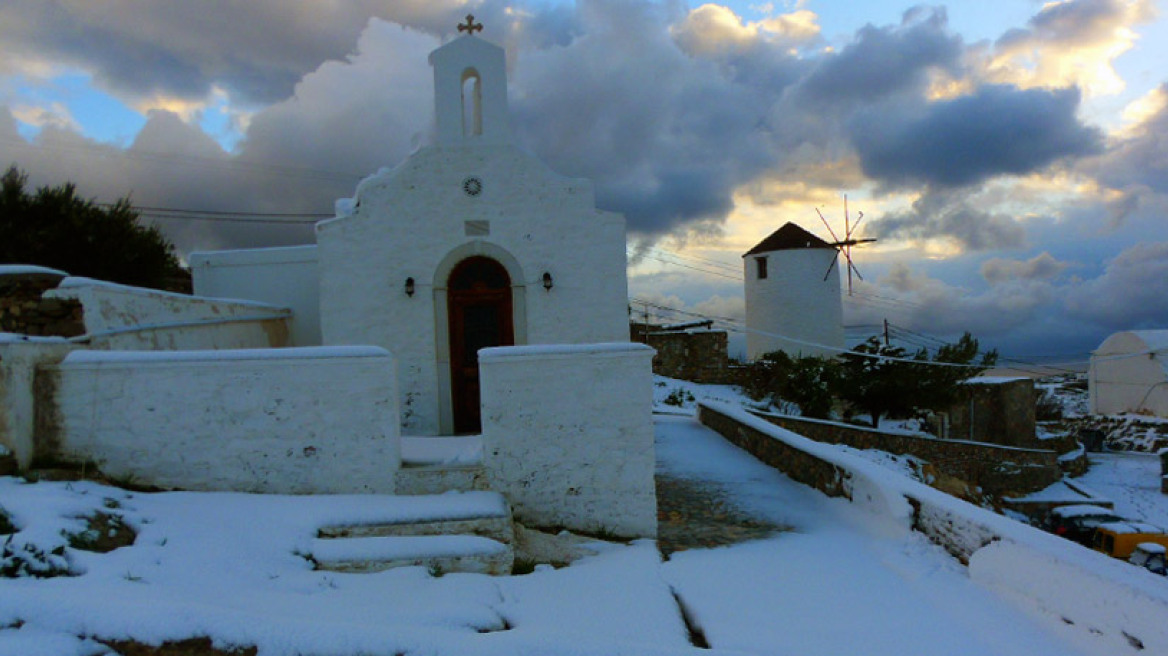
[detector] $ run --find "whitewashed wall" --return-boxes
[190,245,322,346]
[478,343,657,538]
[318,144,628,435]
[41,347,400,493]
[0,338,73,469]
[744,248,843,359]
[46,278,291,351]
[1089,331,1168,417]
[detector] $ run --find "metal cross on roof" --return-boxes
[457,14,483,34]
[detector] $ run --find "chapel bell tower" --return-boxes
[429,15,513,146]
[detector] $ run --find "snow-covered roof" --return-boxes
[1129,330,1168,353]
[1049,504,1121,519]
[1097,520,1165,534]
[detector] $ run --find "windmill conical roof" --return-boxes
[743,222,833,256]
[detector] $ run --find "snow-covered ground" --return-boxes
[1,375,1164,655]
[1,412,1148,656]
[1078,452,1168,529]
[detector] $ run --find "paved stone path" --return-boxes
[655,473,789,557]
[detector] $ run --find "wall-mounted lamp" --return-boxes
[542,272,553,291]
[405,277,415,297]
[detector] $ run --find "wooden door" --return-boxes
[447,257,513,433]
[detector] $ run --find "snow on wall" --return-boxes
[744,247,843,359]
[190,245,322,347]
[0,340,73,469]
[39,347,401,493]
[479,343,657,538]
[317,143,629,435]
[46,278,291,351]
[698,400,1168,654]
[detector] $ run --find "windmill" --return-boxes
[815,195,876,295]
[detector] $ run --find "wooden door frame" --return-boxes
[432,241,526,435]
[447,258,513,434]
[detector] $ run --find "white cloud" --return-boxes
[978,0,1155,96]
[10,101,80,132]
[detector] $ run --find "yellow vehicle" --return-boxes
[1092,521,1168,559]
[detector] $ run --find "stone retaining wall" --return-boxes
[698,403,852,499]
[646,330,729,384]
[752,411,1061,496]
[0,270,84,337]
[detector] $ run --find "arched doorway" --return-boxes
[447,256,513,433]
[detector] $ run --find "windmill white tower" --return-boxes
[743,222,845,359]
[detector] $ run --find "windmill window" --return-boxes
[756,257,768,280]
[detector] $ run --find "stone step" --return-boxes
[395,464,490,495]
[311,534,513,575]
[312,491,514,576]
[319,510,513,543]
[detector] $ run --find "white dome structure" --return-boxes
[1089,330,1168,417]
[743,223,844,360]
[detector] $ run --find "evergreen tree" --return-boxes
[0,166,184,290]
[836,332,997,427]
[743,350,839,419]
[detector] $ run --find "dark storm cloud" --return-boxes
[796,6,962,108]
[0,1,471,105]
[866,187,1026,251]
[510,0,802,234]
[849,85,1103,189]
[0,0,1124,251]
[1065,241,1168,327]
[980,252,1069,285]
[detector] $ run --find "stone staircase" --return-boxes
[395,435,491,495]
[310,490,514,575]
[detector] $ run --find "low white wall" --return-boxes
[41,346,400,494]
[190,245,321,347]
[47,278,291,350]
[0,338,74,469]
[479,343,657,538]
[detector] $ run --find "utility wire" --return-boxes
[1,137,365,183]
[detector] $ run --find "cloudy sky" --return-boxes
[2,0,1166,365]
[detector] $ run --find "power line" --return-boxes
[647,246,741,274]
[630,251,744,281]
[100,202,330,225]
[1,137,365,184]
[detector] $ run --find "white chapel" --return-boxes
[193,25,630,436]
